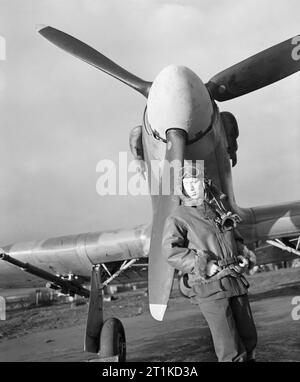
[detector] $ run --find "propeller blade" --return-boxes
[206,35,300,101]
[37,25,152,97]
[148,129,187,321]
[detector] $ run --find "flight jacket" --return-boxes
[162,202,255,302]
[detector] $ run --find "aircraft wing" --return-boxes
[0,224,150,290]
[254,239,300,266]
[238,200,300,244]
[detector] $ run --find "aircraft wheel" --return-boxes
[100,317,126,362]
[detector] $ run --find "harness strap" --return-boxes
[218,256,239,268]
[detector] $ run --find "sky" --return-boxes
[0,0,299,244]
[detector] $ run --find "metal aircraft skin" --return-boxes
[1,27,300,323]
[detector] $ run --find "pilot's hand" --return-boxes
[206,260,219,277]
[237,244,257,270]
[237,255,249,268]
[228,261,246,274]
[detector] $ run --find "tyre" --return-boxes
[100,317,126,362]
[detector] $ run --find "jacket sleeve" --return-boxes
[162,216,208,275]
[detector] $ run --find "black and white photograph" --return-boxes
[0,0,300,365]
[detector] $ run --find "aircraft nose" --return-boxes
[147,65,214,143]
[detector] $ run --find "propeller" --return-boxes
[37,25,152,98]
[38,26,300,102]
[206,35,300,101]
[148,128,187,321]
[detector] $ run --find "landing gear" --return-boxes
[85,265,126,362]
[100,318,126,362]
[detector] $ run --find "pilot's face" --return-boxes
[182,177,205,200]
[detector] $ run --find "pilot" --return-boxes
[162,163,257,362]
